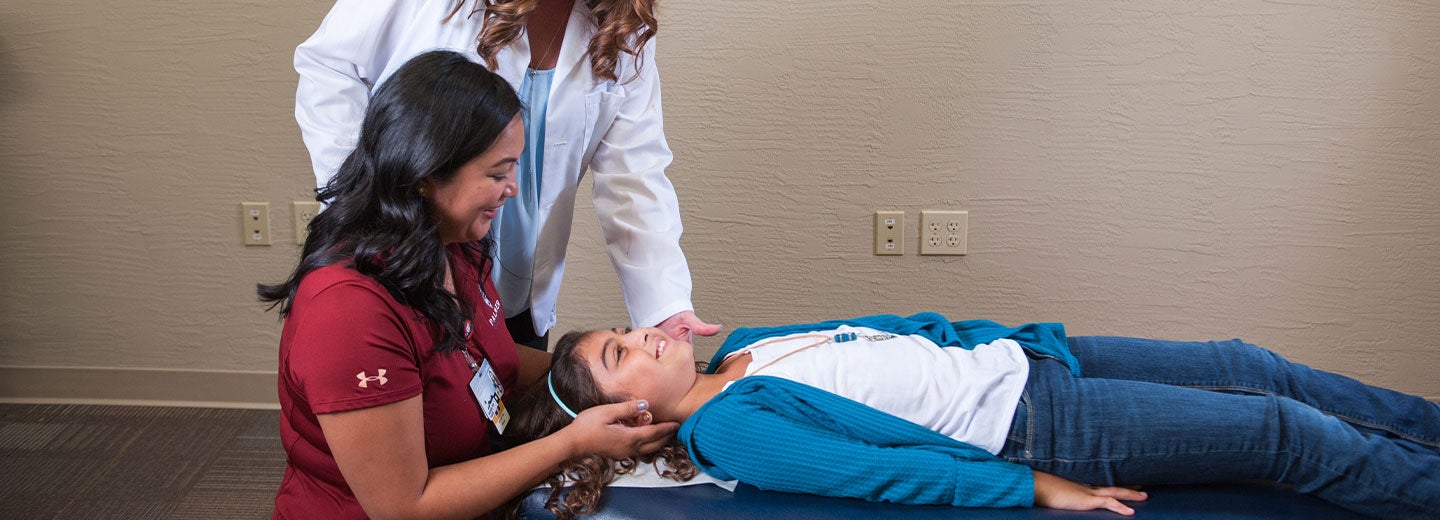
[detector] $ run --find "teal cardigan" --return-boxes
[677,313,1078,508]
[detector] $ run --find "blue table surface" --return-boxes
[521,481,1369,519]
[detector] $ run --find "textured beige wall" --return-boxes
[1,1,1437,404]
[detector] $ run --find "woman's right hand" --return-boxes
[562,400,679,459]
[1033,470,1147,516]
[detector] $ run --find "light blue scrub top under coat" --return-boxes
[493,68,552,319]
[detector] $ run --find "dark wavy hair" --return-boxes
[503,330,698,519]
[258,50,521,353]
[448,0,657,83]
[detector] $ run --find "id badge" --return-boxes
[468,359,510,434]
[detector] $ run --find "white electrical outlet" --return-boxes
[293,201,321,245]
[919,210,967,255]
[241,202,272,246]
[874,211,904,255]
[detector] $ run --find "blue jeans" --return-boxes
[998,336,1440,518]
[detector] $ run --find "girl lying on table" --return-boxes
[506,313,1440,519]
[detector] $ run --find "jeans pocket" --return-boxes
[1004,390,1034,459]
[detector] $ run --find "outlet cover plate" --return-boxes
[293,201,321,245]
[919,210,967,255]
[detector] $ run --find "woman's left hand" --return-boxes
[1033,470,1147,516]
[564,400,679,460]
[656,310,721,343]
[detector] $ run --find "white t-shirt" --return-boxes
[725,325,1029,454]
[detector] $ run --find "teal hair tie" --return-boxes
[547,372,579,418]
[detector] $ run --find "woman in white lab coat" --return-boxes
[294,0,717,349]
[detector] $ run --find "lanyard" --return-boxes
[458,315,490,375]
[459,340,482,374]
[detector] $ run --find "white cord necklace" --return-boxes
[720,331,900,374]
[527,3,570,75]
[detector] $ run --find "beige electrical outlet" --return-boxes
[241,202,271,246]
[293,201,321,245]
[874,211,904,255]
[919,210,966,255]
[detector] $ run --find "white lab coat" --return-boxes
[294,0,694,334]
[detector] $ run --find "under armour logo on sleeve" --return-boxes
[356,369,388,388]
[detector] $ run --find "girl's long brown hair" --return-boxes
[449,0,658,83]
[502,331,698,520]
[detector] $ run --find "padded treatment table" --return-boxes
[520,481,1369,519]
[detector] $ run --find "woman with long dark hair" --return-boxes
[260,50,676,520]
[294,0,719,351]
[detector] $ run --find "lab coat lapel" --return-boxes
[493,33,529,91]
[486,2,595,95]
[551,1,597,89]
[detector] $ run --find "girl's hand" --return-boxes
[1033,470,1148,516]
[563,400,679,460]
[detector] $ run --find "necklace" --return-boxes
[527,3,570,74]
[718,331,900,375]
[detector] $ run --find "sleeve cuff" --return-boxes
[631,299,694,330]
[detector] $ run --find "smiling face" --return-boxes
[576,327,698,421]
[423,115,524,244]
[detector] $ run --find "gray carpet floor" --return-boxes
[0,403,284,519]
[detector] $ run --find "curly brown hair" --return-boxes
[448,0,658,83]
[501,330,698,520]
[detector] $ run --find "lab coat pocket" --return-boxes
[583,89,626,154]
